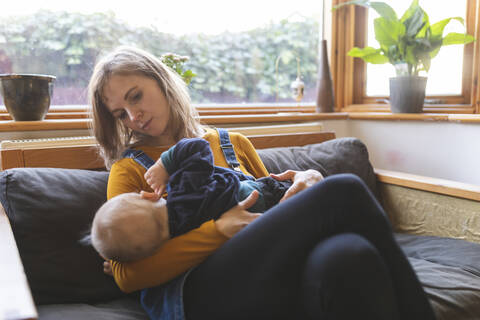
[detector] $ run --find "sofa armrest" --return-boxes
[375,168,480,201]
[0,204,37,320]
[375,169,480,244]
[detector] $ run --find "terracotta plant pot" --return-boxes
[389,76,427,113]
[0,74,56,121]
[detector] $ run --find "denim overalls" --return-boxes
[121,128,240,320]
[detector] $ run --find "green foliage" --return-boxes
[160,53,196,85]
[334,0,475,76]
[0,10,319,104]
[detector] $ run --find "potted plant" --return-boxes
[334,0,475,113]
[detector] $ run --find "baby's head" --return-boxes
[91,192,169,262]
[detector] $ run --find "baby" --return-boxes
[90,192,169,262]
[90,138,293,262]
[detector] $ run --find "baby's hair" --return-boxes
[91,193,166,262]
[88,46,204,168]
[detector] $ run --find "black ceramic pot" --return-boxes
[389,76,427,113]
[0,74,56,121]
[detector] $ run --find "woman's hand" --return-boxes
[270,169,324,202]
[215,190,261,238]
[103,260,113,276]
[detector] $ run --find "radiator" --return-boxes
[0,136,97,150]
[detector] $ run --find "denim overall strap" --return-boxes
[122,148,155,170]
[216,128,241,171]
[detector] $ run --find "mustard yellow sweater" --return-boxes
[108,128,268,292]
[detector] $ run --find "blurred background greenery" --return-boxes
[0,11,319,105]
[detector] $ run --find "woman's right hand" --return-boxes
[215,190,261,238]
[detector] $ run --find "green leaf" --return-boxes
[400,0,419,22]
[374,17,405,47]
[405,47,416,65]
[428,39,444,59]
[442,32,475,45]
[348,47,389,64]
[370,2,398,20]
[431,17,464,38]
[404,7,426,37]
[419,53,431,72]
[416,11,431,38]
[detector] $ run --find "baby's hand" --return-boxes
[144,159,169,196]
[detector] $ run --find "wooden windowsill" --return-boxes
[0,113,349,132]
[1,110,480,132]
[348,112,480,123]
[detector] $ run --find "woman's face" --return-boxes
[103,74,172,140]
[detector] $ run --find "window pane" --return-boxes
[366,0,467,97]
[0,1,322,106]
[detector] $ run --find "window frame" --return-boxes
[331,0,480,114]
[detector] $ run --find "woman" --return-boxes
[88,46,436,320]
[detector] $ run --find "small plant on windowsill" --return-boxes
[334,0,474,113]
[160,53,196,85]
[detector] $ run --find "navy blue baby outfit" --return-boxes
[161,137,292,237]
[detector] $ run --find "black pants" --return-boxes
[184,174,436,320]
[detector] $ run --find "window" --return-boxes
[0,1,323,106]
[366,0,467,97]
[332,0,479,113]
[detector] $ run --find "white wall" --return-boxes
[322,119,480,186]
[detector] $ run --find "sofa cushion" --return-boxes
[396,233,480,320]
[258,137,379,199]
[0,168,124,305]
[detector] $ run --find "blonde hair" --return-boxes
[88,46,203,168]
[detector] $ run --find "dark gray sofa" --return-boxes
[1,138,479,320]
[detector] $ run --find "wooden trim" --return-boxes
[0,149,24,169]
[375,168,480,201]
[0,131,337,170]
[0,204,38,320]
[0,109,318,121]
[331,0,340,110]
[23,146,105,170]
[2,111,480,134]
[199,113,347,124]
[347,112,480,122]
[247,132,336,149]
[348,113,450,121]
[362,95,468,105]
[0,119,91,132]
[464,0,478,105]
[472,0,480,113]
[448,114,480,122]
[343,104,476,114]
[0,104,319,113]
[353,5,367,104]
[0,112,89,121]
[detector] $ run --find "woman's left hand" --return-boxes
[270,169,324,202]
[103,260,113,276]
